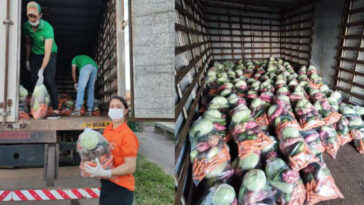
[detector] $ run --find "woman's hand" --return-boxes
[84,159,112,178]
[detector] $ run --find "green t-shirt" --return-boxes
[71,55,98,71]
[23,19,58,55]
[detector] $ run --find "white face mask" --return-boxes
[108,108,124,122]
[29,20,40,27]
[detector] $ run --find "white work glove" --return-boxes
[26,61,31,72]
[74,83,78,91]
[84,158,112,178]
[37,69,44,84]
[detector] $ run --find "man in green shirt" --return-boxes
[23,1,59,119]
[71,55,98,116]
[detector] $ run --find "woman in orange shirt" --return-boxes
[85,96,139,205]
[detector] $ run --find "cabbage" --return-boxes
[189,118,214,138]
[217,77,228,84]
[239,153,259,170]
[190,150,198,162]
[243,169,266,191]
[20,85,28,98]
[211,184,236,205]
[251,98,262,108]
[206,76,217,84]
[355,106,364,115]
[228,94,239,105]
[79,130,100,150]
[235,80,247,89]
[281,127,300,140]
[232,108,251,123]
[208,70,217,77]
[210,96,229,109]
[221,89,232,96]
[204,110,224,123]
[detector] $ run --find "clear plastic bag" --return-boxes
[30,83,50,119]
[316,126,340,159]
[198,183,237,205]
[77,128,113,178]
[189,118,234,185]
[301,159,344,205]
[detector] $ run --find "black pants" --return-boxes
[30,53,59,109]
[99,179,134,205]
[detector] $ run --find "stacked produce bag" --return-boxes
[19,85,30,119]
[191,57,361,205]
[77,128,113,178]
[30,83,50,119]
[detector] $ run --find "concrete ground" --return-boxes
[0,125,174,205]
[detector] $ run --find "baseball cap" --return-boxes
[27,1,41,16]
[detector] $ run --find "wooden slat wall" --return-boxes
[204,2,281,61]
[175,0,212,204]
[94,0,117,107]
[280,3,315,66]
[335,0,364,106]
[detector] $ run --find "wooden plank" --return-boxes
[208,26,280,32]
[336,76,364,90]
[175,54,211,117]
[212,46,280,49]
[210,40,281,44]
[282,8,314,19]
[176,41,209,55]
[176,48,211,84]
[176,23,208,36]
[203,2,280,14]
[338,46,364,51]
[175,152,190,205]
[336,56,364,64]
[207,19,280,27]
[213,51,280,55]
[280,18,313,26]
[336,66,364,77]
[204,11,280,21]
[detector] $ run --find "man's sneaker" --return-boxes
[85,111,92,117]
[71,110,82,117]
[47,112,61,119]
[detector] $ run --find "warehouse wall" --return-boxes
[310,0,345,87]
[131,0,175,119]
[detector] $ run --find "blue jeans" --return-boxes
[75,64,97,111]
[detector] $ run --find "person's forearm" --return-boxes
[72,69,77,83]
[25,44,31,61]
[40,51,51,70]
[110,163,136,177]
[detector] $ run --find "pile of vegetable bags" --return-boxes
[189,117,234,186]
[77,128,113,178]
[198,183,237,205]
[294,99,325,130]
[30,83,50,119]
[19,85,30,119]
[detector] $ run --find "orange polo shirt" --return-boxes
[103,122,139,191]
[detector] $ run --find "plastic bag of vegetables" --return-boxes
[267,104,300,136]
[228,94,247,109]
[295,99,325,130]
[333,116,352,146]
[301,161,344,205]
[313,98,342,125]
[189,118,234,185]
[198,183,237,205]
[250,98,269,131]
[316,126,340,159]
[232,120,274,173]
[350,128,364,154]
[77,128,113,178]
[300,130,325,155]
[260,91,274,108]
[235,80,248,97]
[278,126,319,170]
[30,83,50,119]
[238,169,276,205]
[265,155,306,205]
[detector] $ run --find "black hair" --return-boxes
[110,96,129,116]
